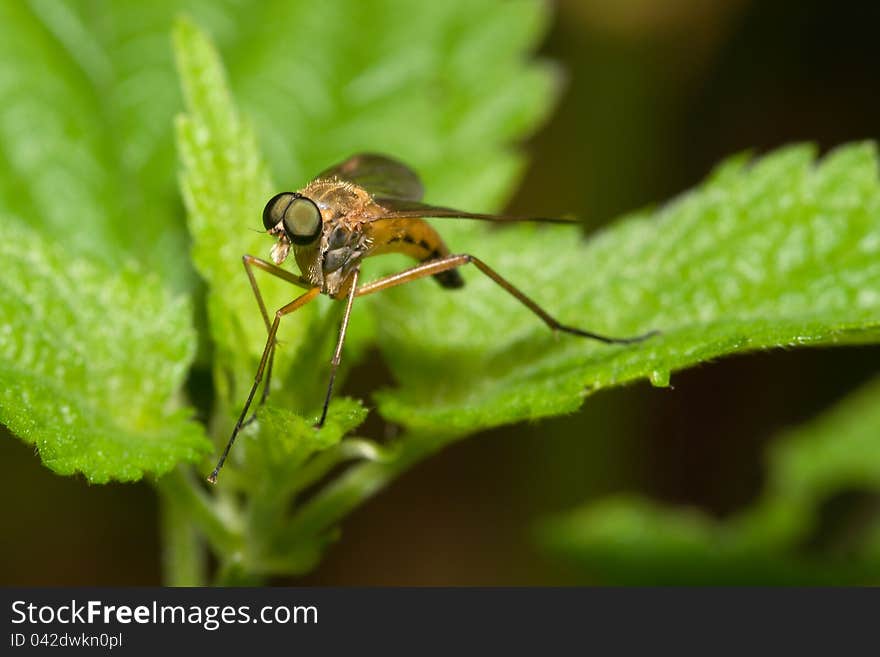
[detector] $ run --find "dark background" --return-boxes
[3,0,880,585]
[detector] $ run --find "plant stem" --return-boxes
[158,484,205,586]
[287,437,394,496]
[277,433,443,550]
[159,467,241,552]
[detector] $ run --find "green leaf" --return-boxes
[242,398,369,484]
[0,0,554,288]
[538,375,880,585]
[174,16,282,409]
[227,0,556,209]
[0,1,201,283]
[0,218,210,483]
[375,143,880,434]
[768,377,880,502]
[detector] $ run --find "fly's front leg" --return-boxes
[315,268,360,428]
[356,254,659,344]
[241,255,312,425]
[209,286,321,484]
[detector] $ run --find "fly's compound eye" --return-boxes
[282,196,323,245]
[262,192,297,231]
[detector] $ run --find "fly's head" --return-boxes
[262,192,324,265]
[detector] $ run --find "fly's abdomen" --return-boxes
[368,218,464,289]
[427,255,465,289]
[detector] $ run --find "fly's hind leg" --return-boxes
[355,254,659,344]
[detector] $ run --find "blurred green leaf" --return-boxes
[768,376,880,502]
[539,375,880,584]
[227,0,556,210]
[2,0,554,287]
[0,1,216,284]
[375,143,880,434]
[0,218,210,483]
[0,2,219,484]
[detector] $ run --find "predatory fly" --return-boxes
[208,154,658,483]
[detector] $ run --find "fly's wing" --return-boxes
[370,198,577,225]
[318,154,576,224]
[315,153,424,201]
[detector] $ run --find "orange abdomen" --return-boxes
[367,218,464,288]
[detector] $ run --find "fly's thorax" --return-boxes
[302,178,370,216]
[309,221,370,297]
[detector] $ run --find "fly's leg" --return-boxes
[315,268,360,428]
[356,254,659,344]
[240,255,312,427]
[209,286,321,484]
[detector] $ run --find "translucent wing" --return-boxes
[370,198,577,225]
[317,154,577,224]
[315,153,424,201]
